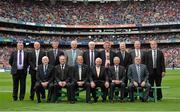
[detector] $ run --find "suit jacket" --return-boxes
[109,65,126,82]
[54,64,73,83]
[73,64,90,82]
[116,51,132,70]
[65,49,82,66]
[36,64,54,83]
[83,50,99,67]
[145,49,165,75]
[127,64,149,83]
[28,50,45,74]
[47,49,64,66]
[9,50,29,75]
[99,50,116,66]
[89,66,108,82]
[130,49,146,64]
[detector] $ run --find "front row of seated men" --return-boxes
[35,55,150,103]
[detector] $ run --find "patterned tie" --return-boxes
[61,65,64,80]
[19,50,22,65]
[137,65,141,83]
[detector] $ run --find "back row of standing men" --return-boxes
[9,40,165,103]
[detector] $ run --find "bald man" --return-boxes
[35,56,54,103]
[130,41,146,64]
[146,40,165,100]
[9,42,29,101]
[83,41,99,67]
[65,40,83,66]
[28,42,45,101]
[89,58,109,102]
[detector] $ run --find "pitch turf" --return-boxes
[0,70,180,111]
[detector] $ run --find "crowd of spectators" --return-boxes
[0,0,179,25]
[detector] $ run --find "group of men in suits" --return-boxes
[9,40,165,103]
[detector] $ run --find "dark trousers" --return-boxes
[30,70,45,99]
[91,81,108,101]
[149,69,162,100]
[34,82,54,102]
[109,82,125,101]
[52,82,75,102]
[75,82,91,103]
[129,82,150,101]
[12,70,27,100]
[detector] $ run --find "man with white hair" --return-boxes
[28,41,45,101]
[83,41,99,67]
[34,56,54,103]
[89,57,109,102]
[65,40,82,66]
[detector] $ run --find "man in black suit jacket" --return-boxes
[52,55,75,103]
[146,40,165,100]
[34,56,54,103]
[47,41,64,66]
[130,41,146,64]
[28,42,46,100]
[99,41,116,67]
[83,41,99,67]
[128,57,150,102]
[9,42,29,101]
[116,42,132,97]
[73,56,91,103]
[109,57,126,102]
[89,58,109,102]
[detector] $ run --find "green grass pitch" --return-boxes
[0,70,180,111]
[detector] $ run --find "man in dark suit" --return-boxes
[99,41,116,67]
[128,56,150,102]
[146,40,165,100]
[89,58,109,102]
[28,42,45,101]
[130,41,146,64]
[83,41,99,67]
[47,41,64,66]
[116,42,132,97]
[73,56,91,103]
[52,55,75,103]
[34,56,54,103]
[109,57,126,102]
[9,42,29,101]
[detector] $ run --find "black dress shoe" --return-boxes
[19,98,24,101]
[37,100,41,103]
[13,98,17,101]
[70,101,75,104]
[130,99,135,102]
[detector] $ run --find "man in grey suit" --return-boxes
[128,56,150,102]
[130,41,146,64]
[9,42,29,101]
[65,40,82,66]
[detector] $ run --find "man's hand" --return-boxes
[141,81,146,87]
[105,81,109,88]
[58,81,63,87]
[62,81,66,87]
[41,82,48,88]
[90,81,96,88]
[133,81,138,87]
[77,81,84,86]
[162,72,165,78]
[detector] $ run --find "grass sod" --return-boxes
[0,70,180,111]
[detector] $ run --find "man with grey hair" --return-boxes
[65,40,82,66]
[28,41,45,101]
[9,42,29,101]
[47,41,64,66]
[83,41,99,67]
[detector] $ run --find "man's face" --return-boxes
[150,41,157,50]
[42,57,49,65]
[95,58,102,66]
[114,58,120,65]
[76,56,83,65]
[134,41,141,49]
[120,43,126,51]
[52,42,59,49]
[17,43,24,50]
[59,56,66,64]
[34,42,40,50]
[103,42,111,51]
[71,42,77,49]
[135,57,141,64]
[89,43,95,50]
